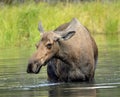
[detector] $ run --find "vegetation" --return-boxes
[0,1,119,48]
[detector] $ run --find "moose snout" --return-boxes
[27,60,42,74]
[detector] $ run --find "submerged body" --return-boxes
[27,18,98,82]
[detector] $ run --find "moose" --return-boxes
[27,18,98,82]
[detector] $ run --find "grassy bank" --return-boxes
[0,2,120,48]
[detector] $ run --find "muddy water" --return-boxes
[0,34,120,97]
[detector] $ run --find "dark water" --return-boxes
[0,34,120,97]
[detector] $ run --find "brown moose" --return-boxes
[27,18,98,82]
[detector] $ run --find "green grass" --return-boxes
[0,2,120,48]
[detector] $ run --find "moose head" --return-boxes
[27,22,76,74]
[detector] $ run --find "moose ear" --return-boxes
[38,21,44,33]
[61,31,76,40]
[54,31,76,42]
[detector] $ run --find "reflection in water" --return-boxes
[48,83,96,97]
[0,34,120,97]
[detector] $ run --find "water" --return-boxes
[0,34,120,97]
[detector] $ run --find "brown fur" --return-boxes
[27,18,98,82]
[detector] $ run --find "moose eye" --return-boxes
[46,43,52,49]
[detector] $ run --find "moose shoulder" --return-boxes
[27,18,98,82]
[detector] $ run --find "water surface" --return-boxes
[0,34,120,97]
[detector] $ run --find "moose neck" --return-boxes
[55,41,76,67]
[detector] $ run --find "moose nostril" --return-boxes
[34,60,39,64]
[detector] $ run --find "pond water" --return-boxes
[0,34,120,97]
